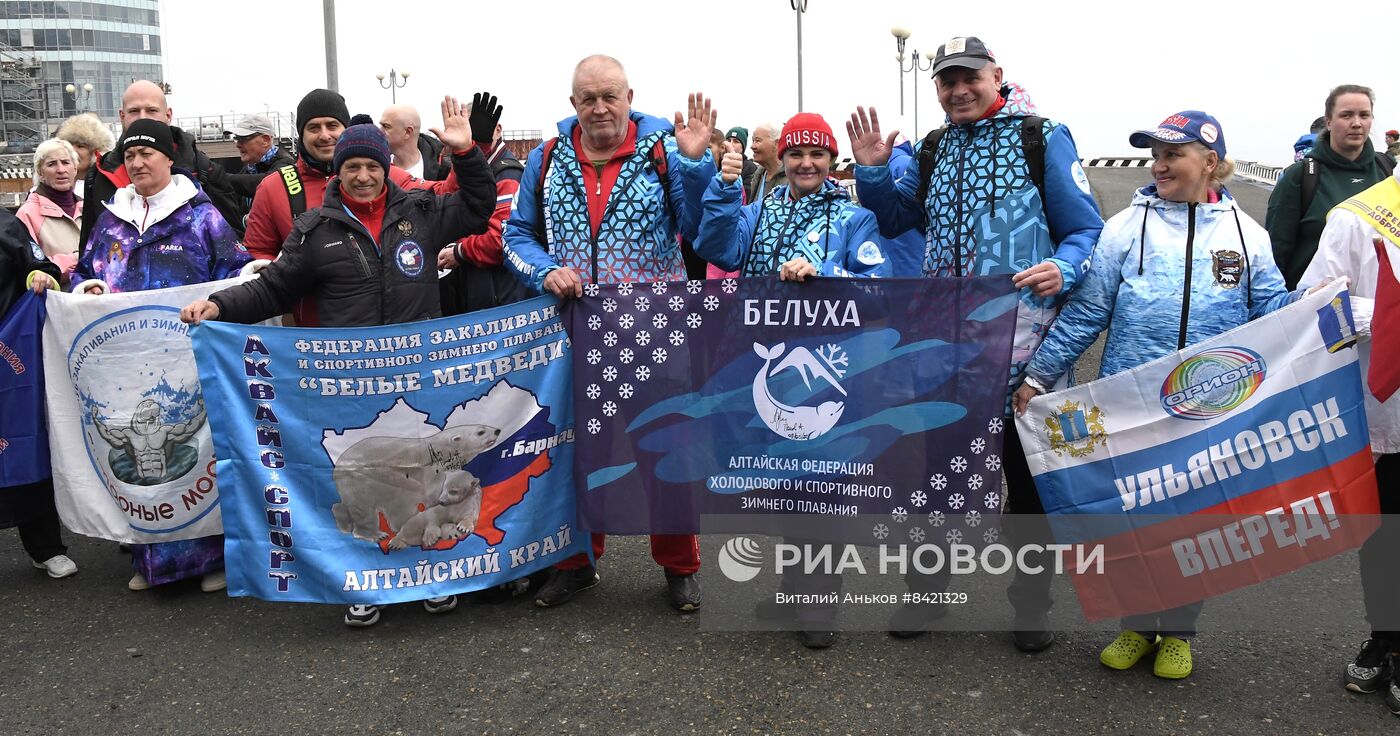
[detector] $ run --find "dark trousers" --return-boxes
[778,538,843,628]
[2,478,67,563]
[18,503,66,563]
[904,422,1055,619]
[1362,453,1400,642]
[1122,602,1204,639]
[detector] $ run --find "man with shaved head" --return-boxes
[381,104,446,180]
[503,54,719,612]
[79,80,242,250]
[749,123,786,200]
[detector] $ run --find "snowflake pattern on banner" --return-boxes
[883,421,1009,544]
[574,279,749,434]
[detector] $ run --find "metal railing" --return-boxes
[173,111,297,143]
[1233,160,1284,187]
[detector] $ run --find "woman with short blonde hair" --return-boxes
[15,137,83,285]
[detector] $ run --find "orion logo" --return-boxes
[1160,347,1266,420]
[717,537,765,582]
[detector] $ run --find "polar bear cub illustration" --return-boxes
[388,472,483,550]
[330,423,500,542]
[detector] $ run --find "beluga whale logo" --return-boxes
[752,342,848,440]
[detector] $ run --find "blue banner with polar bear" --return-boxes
[192,296,585,604]
[567,276,1017,542]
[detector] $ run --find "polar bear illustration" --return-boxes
[330,423,500,542]
[387,472,483,550]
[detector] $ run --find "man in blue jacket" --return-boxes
[847,35,1104,650]
[503,54,717,612]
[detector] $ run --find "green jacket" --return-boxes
[1266,131,1390,288]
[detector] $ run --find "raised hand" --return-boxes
[674,92,716,161]
[845,106,899,167]
[720,152,743,183]
[468,91,502,147]
[430,95,474,152]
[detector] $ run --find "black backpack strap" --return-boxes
[532,137,560,248]
[1020,116,1047,207]
[1299,158,1319,216]
[279,165,306,218]
[1377,151,1396,177]
[649,137,674,224]
[914,127,948,209]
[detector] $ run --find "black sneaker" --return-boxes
[1387,653,1400,716]
[1012,612,1056,653]
[1345,638,1392,694]
[799,630,838,649]
[888,601,949,639]
[666,572,701,612]
[422,595,458,614]
[534,565,599,607]
[344,604,380,627]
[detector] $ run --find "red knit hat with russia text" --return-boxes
[778,112,838,157]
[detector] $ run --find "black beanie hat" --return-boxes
[296,89,350,135]
[120,118,176,161]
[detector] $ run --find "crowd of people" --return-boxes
[1,37,1398,717]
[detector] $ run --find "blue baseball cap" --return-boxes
[1129,110,1227,160]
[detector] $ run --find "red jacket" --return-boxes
[243,158,461,260]
[450,144,521,268]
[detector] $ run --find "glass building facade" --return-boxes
[0,0,161,148]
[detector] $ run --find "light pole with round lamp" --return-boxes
[377,69,409,104]
[65,82,93,113]
[891,27,910,114]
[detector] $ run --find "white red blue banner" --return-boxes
[1017,282,1380,620]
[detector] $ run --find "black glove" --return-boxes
[470,92,503,147]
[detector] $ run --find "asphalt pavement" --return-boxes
[5,172,1390,736]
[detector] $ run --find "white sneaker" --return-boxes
[32,554,77,579]
[200,571,227,592]
[128,572,151,591]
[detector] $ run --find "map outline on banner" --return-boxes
[194,295,586,605]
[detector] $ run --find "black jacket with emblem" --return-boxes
[208,148,495,327]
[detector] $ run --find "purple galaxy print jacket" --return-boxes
[73,174,249,294]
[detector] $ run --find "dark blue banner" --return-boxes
[567,276,1017,540]
[0,293,49,488]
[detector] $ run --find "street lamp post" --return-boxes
[891,27,910,114]
[897,48,935,136]
[65,82,93,113]
[790,0,809,111]
[377,69,409,103]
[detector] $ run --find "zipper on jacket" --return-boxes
[589,153,655,284]
[1177,202,1197,351]
[955,133,968,277]
[348,233,373,278]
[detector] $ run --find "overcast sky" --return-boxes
[158,0,1393,168]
